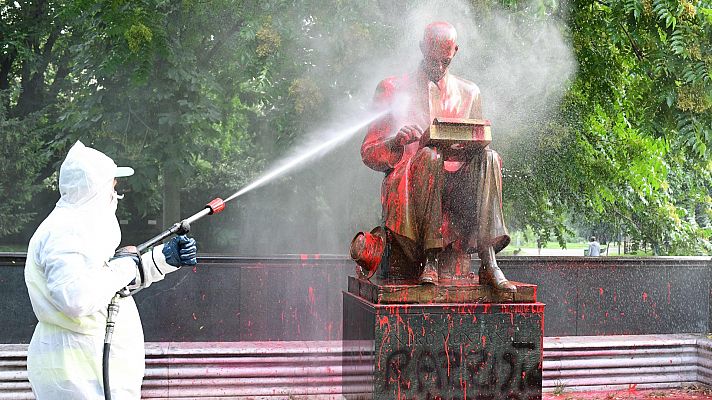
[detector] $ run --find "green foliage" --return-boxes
[0,104,50,236]
[503,0,712,254]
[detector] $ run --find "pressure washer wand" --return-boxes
[136,197,226,252]
[103,197,226,400]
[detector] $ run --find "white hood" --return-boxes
[56,141,122,210]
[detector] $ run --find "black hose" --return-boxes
[103,294,120,400]
[102,343,111,399]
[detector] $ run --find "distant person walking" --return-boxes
[587,236,601,256]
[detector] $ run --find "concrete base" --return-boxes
[343,286,545,400]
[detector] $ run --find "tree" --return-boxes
[1,0,710,255]
[503,0,712,254]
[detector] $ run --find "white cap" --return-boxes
[115,166,134,178]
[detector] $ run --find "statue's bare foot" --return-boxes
[478,246,516,293]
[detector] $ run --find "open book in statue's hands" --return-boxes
[423,117,492,160]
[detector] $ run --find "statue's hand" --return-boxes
[393,125,423,147]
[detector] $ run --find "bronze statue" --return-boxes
[352,21,515,292]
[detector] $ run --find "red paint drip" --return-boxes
[308,287,315,305]
[378,316,389,328]
[667,282,671,304]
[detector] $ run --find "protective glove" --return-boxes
[117,235,198,296]
[162,235,198,267]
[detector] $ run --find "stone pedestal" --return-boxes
[343,277,544,400]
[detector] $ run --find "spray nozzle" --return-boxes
[206,198,226,214]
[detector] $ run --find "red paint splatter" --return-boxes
[481,336,487,347]
[299,253,308,260]
[378,315,389,328]
[642,292,648,302]
[308,287,315,305]
[599,287,604,296]
[667,282,671,304]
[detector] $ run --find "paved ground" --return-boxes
[544,387,712,400]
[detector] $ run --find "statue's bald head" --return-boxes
[420,21,458,82]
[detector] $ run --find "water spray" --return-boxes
[102,109,387,399]
[225,109,387,202]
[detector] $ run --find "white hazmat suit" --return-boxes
[25,141,180,399]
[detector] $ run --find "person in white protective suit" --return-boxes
[24,141,198,399]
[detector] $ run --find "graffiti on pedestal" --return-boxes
[375,312,543,400]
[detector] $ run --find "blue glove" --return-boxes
[162,235,198,267]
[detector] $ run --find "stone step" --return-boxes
[1,334,711,398]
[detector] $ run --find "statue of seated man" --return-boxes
[356,21,514,292]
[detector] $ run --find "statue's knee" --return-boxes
[484,148,502,166]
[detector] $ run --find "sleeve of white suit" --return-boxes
[40,233,137,318]
[137,244,181,289]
